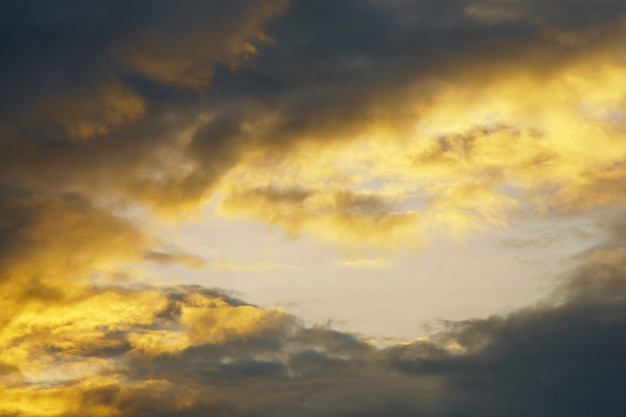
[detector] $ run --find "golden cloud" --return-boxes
[205,53,626,247]
[0,195,148,328]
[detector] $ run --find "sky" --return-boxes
[1,0,626,416]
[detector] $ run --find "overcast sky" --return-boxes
[1,1,626,416]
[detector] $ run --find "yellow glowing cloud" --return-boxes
[204,55,626,248]
[217,185,422,249]
[1,386,84,417]
[0,279,289,415]
[0,192,295,413]
[180,292,286,345]
[0,196,148,331]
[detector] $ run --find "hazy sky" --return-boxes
[2,1,626,416]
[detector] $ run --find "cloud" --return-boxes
[208,258,303,273]
[36,80,146,142]
[0,193,148,328]
[144,250,208,269]
[200,0,626,245]
[385,250,626,416]
[2,234,626,416]
[2,2,626,415]
[1,0,626,247]
[109,1,288,88]
[218,187,422,248]
[0,0,288,215]
[337,257,396,269]
[144,250,302,272]
[0,191,625,417]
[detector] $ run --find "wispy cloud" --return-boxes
[209,258,303,272]
[337,257,396,269]
[144,250,208,269]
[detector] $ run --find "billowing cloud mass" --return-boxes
[2,0,626,244]
[1,0,626,415]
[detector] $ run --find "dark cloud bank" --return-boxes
[78,269,626,417]
[1,0,626,416]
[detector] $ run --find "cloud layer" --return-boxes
[2,0,626,415]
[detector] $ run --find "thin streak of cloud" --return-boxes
[144,250,208,269]
[209,258,304,273]
[337,257,396,269]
